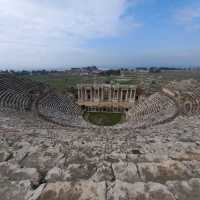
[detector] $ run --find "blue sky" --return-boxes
[0,0,200,70]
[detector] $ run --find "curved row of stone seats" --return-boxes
[181,87,200,115]
[192,87,200,113]
[125,92,178,128]
[37,93,88,127]
[0,89,32,111]
[0,74,39,93]
[129,93,174,119]
[0,74,44,111]
[0,90,31,111]
[0,74,45,94]
[38,94,81,119]
[38,94,81,115]
[0,74,89,127]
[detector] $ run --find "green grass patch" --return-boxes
[24,74,118,92]
[22,71,200,93]
[84,112,124,126]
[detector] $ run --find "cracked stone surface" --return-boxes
[0,110,200,199]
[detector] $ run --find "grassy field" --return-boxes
[84,112,124,126]
[23,71,200,93]
[26,74,117,92]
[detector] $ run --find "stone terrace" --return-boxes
[0,75,200,199]
[0,109,200,200]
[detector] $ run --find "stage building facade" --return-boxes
[77,84,142,112]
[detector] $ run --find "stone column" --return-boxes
[99,87,101,101]
[78,87,80,100]
[80,88,82,101]
[127,89,130,100]
[117,88,119,101]
[81,88,83,101]
[109,87,112,100]
[90,87,92,101]
[133,89,136,104]
[95,88,99,100]
[83,88,85,101]
[125,90,128,101]
[93,87,94,101]
[130,89,133,101]
[84,88,87,101]
[120,90,123,101]
[101,86,104,101]
[79,87,82,101]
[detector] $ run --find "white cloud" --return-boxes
[0,0,140,68]
[175,5,200,30]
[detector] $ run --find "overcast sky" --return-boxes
[0,0,200,70]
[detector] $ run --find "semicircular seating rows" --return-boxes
[0,74,200,129]
[0,73,88,128]
[180,87,200,115]
[0,74,44,111]
[122,92,179,129]
[37,93,88,127]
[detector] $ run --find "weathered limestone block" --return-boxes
[182,160,200,177]
[0,149,12,162]
[0,179,32,200]
[167,178,200,200]
[107,180,146,200]
[92,161,115,182]
[170,151,200,161]
[38,181,106,200]
[138,160,192,183]
[112,161,141,183]
[107,180,175,200]
[20,146,64,174]
[12,141,33,162]
[147,182,175,200]
[0,162,40,186]
[45,167,63,182]
[105,152,124,162]
[26,183,46,200]
[66,162,97,181]
[133,152,169,163]
[45,166,85,183]
[13,167,41,187]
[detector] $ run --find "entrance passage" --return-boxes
[84,112,125,126]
